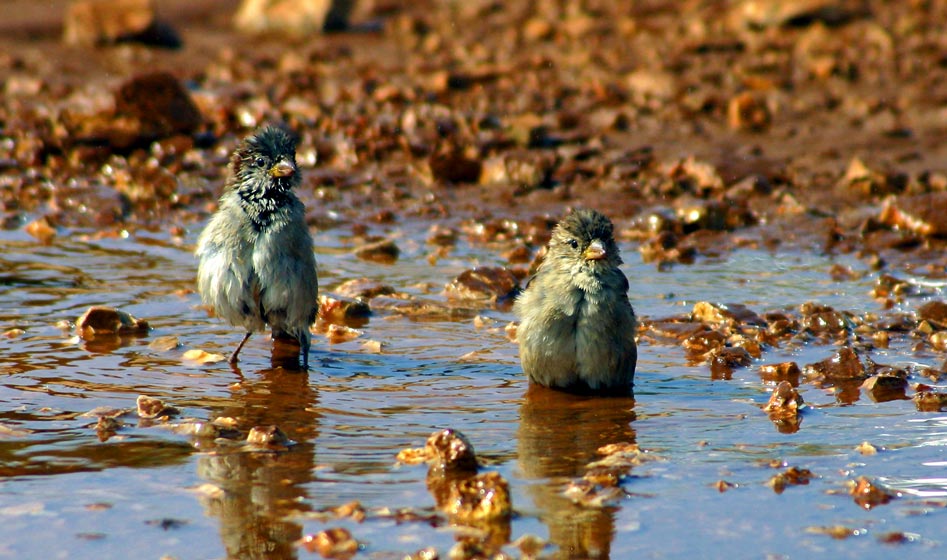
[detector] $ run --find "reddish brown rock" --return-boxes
[803,347,868,380]
[879,192,947,237]
[297,527,359,558]
[759,362,802,383]
[333,278,395,299]
[861,369,908,402]
[318,294,371,326]
[709,346,752,378]
[692,302,764,327]
[918,301,947,329]
[442,471,511,522]
[424,429,478,473]
[354,239,400,264]
[76,306,149,338]
[849,476,899,510]
[914,391,947,412]
[444,267,519,303]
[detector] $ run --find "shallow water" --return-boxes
[2,219,946,559]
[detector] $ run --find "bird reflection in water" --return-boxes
[518,385,637,559]
[195,344,320,559]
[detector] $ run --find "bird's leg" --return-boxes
[300,335,311,370]
[229,331,253,363]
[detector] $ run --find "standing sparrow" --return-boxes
[195,125,319,368]
[514,208,637,394]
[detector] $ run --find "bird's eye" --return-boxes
[568,238,579,249]
[254,157,266,168]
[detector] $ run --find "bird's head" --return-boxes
[231,125,300,199]
[549,208,623,271]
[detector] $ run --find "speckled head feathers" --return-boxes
[242,125,297,161]
[548,208,622,267]
[557,208,615,243]
[232,125,297,175]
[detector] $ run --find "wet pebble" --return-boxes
[246,425,292,447]
[424,429,479,473]
[879,192,947,237]
[354,239,400,264]
[913,390,947,412]
[849,476,899,510]
[763,381,804,418]
[297,527,360,558]
[860,369,908,402]
[803,346,869,380]
[708,346,752,378]
[442,471,511,522]
[136,395,179,419]
[318,295,371,326]
[444,267,519,304]
[759,362,801,383]
[76,306,149,337]
[333,278,395,299]
[767,466,815,494]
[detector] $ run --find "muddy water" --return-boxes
[1,219,946,559]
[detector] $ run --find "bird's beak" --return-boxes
[583,239,606,261]
[270,158,296,178]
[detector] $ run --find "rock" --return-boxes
[879,192,947,237]
[709,346,752,378]
[246,425,291,446]
[426,224,458,246]
[428,146,482,184]
[444,267,519,303]
[759,362,801,382]
[803,347,868,380]
[148,335,180,352]
[235,0,361,36]
[136,395,179,419]
[65,72,202,150]
[324,323,362,343]
[849,476,899,510]
[182,349,227,364]
[318,294,371,326]
[802,309,851,336]
[682,329,726,356]
[480,150,556,193]
[839,157,889,197]
[76,306,149,337]
[442,471,511,522]
[763,380,804,417]
[727,91,772,132]
[354,238,400,263]
[24,216,56,244]
[297,527,359,557]
[914,391,947,412]
[767,466,814,494]
[730,0,861,29]
[63,0,181,48]
[692,302,764,327]
[918,301,947,329]
[424,428,478,473]
[860,369,908,402]
[114,72,202,138]
[333,278,395,299]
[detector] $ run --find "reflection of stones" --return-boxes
[518,386,637,559]
[407,429,512,555]
[197,452,303,559]
[762,380,804,434]
[195,367,319,559]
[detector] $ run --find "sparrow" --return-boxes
[195,125,319,368]
[514,208,637,395]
